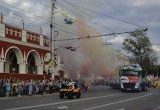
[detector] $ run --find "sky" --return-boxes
[0,0,160,65]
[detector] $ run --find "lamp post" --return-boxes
[50,0,56,80]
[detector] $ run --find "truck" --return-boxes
[119,64,148,92]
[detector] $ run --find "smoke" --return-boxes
[55,0,120,80]
[56,17,119,80]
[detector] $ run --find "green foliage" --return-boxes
[122,29,157,74]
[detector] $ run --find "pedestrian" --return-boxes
[5,80,11,97]
[28,79,33,96]
[84,81,89,92]
[17,80,22,97]
[0,79,2,96]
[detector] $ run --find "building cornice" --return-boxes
[0,37,50,51]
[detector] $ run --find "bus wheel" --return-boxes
[145,86,148,91]
[138,87,141,92]
[121,89,126,92]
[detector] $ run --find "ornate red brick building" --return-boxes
[0,16,51,80]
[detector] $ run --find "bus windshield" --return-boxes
[120,70,139,76]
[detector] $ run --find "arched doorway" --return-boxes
[9,52,18,73]
[27,53,37,74]
[27,50,41,74]
[5,47,23,73]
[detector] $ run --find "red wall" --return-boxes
[5,25,22,41]
[0,73,51,80]
[26,31,40,45]
[0,40,50,57]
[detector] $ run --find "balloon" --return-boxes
[64,18,67,21]
[64,14,76,25]
[71,19,76,23]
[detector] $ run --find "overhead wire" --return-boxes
[70,0,146,29]
[55,2,109,46]
[56,1,113,33]
[34,0,111,45]
[0,0,51,27]
[55,26,86,38]
[56,2,109,33]
[103,0,133,23]
[55,28,148,41]
[0,0,50,22]
[0,4,50,32]
[0,1,114,47]
[55,13,106,50]
[34,0,92,40]
[62,0,114,32]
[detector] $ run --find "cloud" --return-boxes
[109,35,125,44]
[130,0,160,7]
[152,45,160,63]
[9,11,13,17]
[18,1,31,10]
[4,0,18,4]
[152,45,160,53]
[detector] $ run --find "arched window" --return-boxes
[27,53,37,74]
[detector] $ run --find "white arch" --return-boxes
[5,46,23,63]
[26,50,41,65]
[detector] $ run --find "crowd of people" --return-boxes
[0,78,89,97]
[91,77,160,89]
[91,79,110,86]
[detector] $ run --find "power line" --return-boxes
[55,23,86,36]
[55,2,114,46]
[55,28,148,41]
[102,0,134,23]
[59,0,114,32]
[35,0,51,9]
[0,0,50,22]
[34,0,93,40]
[55,26,85,38]
[0,5,49,25]
[36,0,112,41]
[68,0,146,29]
[56,2,111,33]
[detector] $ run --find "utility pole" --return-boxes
[50,0,56,80]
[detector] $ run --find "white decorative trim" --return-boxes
[4,46,23,64]
[26,50,41,65]
[0,37,50,50]
[24,51,26,62]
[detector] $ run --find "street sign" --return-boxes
[49,60,54,68]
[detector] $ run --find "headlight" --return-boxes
[121,83,124,88]
[135,83,139,88]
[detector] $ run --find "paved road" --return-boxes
[0,86,160,110]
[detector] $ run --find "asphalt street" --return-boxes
[0,86,160,110]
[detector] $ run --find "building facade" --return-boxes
[0,18,51,78]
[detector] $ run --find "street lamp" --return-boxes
[50,0,56,80]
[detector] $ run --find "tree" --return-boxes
[122,29,157,74]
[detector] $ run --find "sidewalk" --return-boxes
[0,92,59,100]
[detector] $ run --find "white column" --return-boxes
[22,30,26,42]
[0,61,4,73]
[37,65,43,75]
[0,23,5,37]
[19,63,26,74]
[5,62,9,73]
[40,35,44,46]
